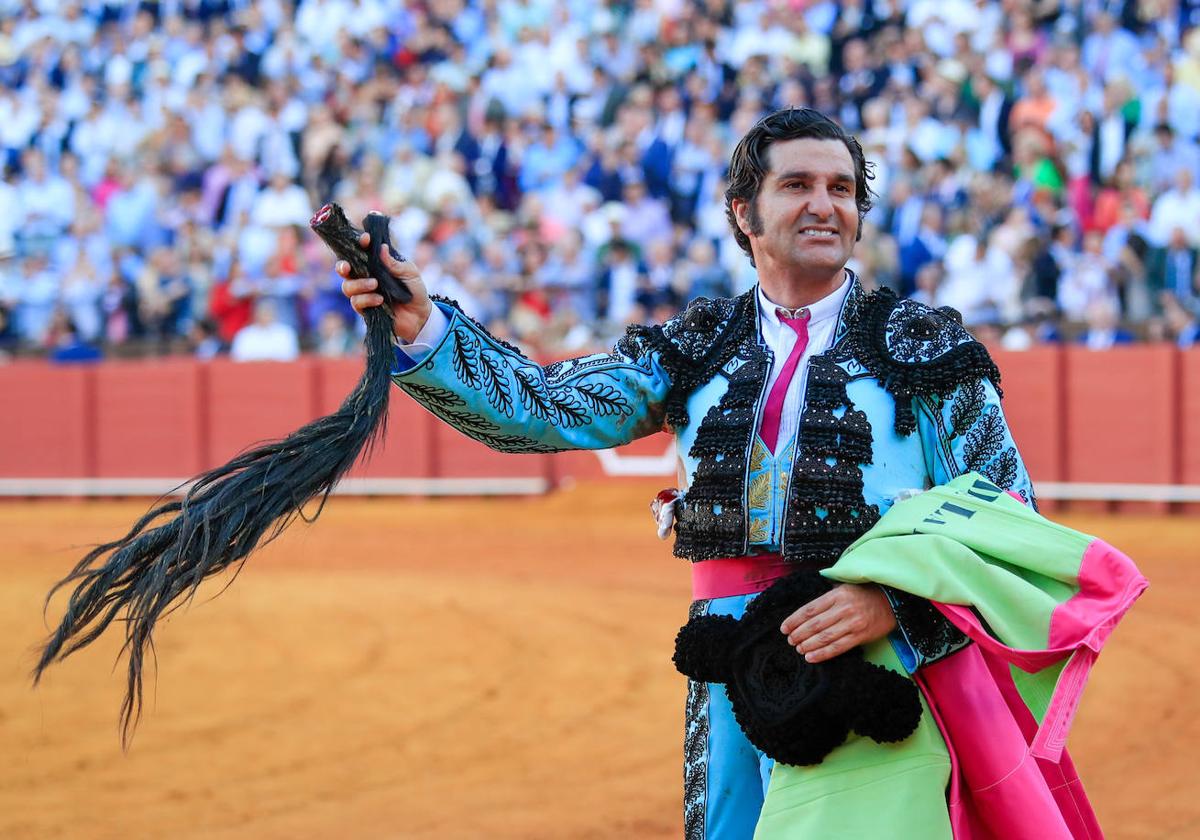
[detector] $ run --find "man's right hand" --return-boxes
[336,231,433,343]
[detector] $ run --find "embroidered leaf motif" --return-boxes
[409,396,561,453]
[748,517,770,544]
[450,328,481,389]
[477,349,514,417]
[950,379,985,438]
[471,431,562,453]
[545,388,588,427]
[748,472,771,511]
[514,368,554,421]
[437,410,500,436]
[749,439,768,473]
[777,471,790,495]
[575,381,633,416]
[963,405,1004,470]
[512,368,594,427]
[983,447,1019,489]
[402,383,465,409]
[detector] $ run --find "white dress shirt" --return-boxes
[755,275,851,449]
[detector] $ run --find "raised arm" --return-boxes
[339,234,672,453]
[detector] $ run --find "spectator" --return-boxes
[1147,228,1200,313]
[1164,293,1200,347]
[940,231,1019,326]
[48,317,103,364]
[189,318,225,360]
[1148,167,1200,249]
[251,170,312,229]
[315,310,357,357]
[0,0,1187,359]
[1078,299,1135,350]
[230,299,299,362]
[1059,232,1119,322]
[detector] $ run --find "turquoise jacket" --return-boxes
[391,276,1034,666]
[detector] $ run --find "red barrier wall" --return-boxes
[316,359,436,478]
[205,359,320,467]
[93,360,205,477]
[992,348,1063,483]
[1063,346,1178,513]
[1063,347,1176,484]
[0,350,1194,498]
[0,364,90,477]
[1180,354,1200,500]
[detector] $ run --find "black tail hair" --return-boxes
[34,204,405,747]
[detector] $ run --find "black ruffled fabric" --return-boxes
[672,571,922,766]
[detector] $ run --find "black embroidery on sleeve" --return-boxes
[950,379,986,438]
[622,293,753,429]
[884,585,970,666]
[963,405,1005,469]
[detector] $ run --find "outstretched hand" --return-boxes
[337,231,433,343]
[779,583,896,663]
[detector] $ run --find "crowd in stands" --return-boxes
[3,0,1200,364]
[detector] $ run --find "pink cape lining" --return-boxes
[913,538,1148,840]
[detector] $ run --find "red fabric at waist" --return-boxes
[691,554,792,600]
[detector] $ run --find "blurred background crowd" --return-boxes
[3,0,1200,363]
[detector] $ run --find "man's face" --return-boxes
[734,138,860,283]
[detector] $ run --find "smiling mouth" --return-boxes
[799,229,838,238]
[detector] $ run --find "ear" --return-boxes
[731,197,753,238]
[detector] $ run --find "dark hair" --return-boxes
[725,108,876,265]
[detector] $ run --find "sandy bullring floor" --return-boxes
[0,482,1194,839]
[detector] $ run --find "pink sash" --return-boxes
[691,554,792,600]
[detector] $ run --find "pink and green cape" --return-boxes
[756,473,1146,840]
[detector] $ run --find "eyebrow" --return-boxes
[775,170,856,186]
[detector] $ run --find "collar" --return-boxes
[757,271,852,329]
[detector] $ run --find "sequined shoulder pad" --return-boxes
[850,290,1002,434]
[618,292,756,428]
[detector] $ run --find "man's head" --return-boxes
[725,109,875,285]
[253,299,278,327]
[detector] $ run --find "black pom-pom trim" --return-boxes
[673,614,742,684]
[673,571,922,766]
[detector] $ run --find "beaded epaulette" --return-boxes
[847,289,1002,435]
[619,292,754,429]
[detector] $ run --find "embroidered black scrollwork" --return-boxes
[949,379,986,438]
[683,598,712,840]
[478,348,514,417]
[782,354,880,568]
[401,383,563,453]
[963,404,1005,469]
[883,585,969,665]
[575,381,634,417]
[623,293,752,429]
[450,326,482,389]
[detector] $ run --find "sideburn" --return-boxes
[746,195,765,236]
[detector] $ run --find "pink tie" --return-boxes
[759,308,811,453]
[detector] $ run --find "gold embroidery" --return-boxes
[748,517,770,544]
[749,439,768,473]
[748,472,771,510]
